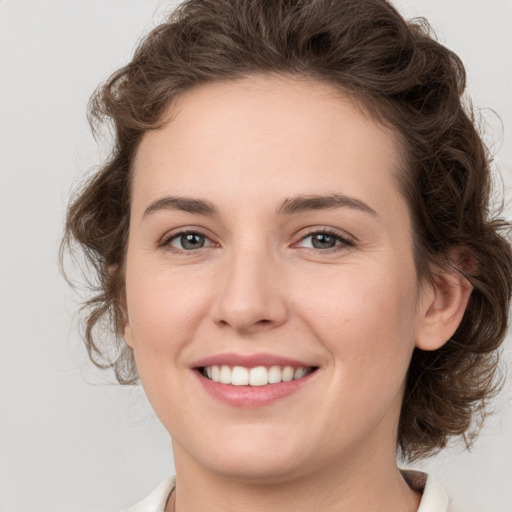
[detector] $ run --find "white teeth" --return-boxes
[220,365,231,384]
[231,366,249,386]
[282,366,295,382]
[294,367,308,379]
[249,366,268,386]
[202,364,312,386]
[268,365,282,384]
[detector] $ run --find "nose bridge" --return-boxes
[212,235,287,333]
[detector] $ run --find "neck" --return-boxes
[167,442,420,512]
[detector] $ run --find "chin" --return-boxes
[174,427,313,485]
[203,456,309,485]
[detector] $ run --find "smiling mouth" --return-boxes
[199,365,317,386]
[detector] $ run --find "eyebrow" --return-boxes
[143,196,217,218]
[142,193,377,219]
[277,193,377,216]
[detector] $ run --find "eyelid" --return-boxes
[292,227,356,250]
[158,225,355,252]
[159,226,218,250]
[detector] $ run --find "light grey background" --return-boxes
[1,1,511,511]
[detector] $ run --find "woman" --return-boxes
[63,0,512,510]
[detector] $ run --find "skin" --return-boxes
[124,75,471,512]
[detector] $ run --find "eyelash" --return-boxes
[161,230,217,253]
[293,229,355,252]
[160,228,355,253]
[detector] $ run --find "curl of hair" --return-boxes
[62,0,512,459]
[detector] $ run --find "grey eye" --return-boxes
[310,233,338,249]
[295,230,353,251]
[170,232,208,250]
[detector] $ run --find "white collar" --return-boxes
[124,476,175,512]
[402,470,450,512]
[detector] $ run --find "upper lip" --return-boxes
[192,353,317,369]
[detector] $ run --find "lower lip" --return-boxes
[194,370,316,408]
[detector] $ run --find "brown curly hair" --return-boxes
[62,0,512,461]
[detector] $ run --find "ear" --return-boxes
[415,250,474,351]
[120,299,134,349]
[109,263,134,349]
[124,323,134,349]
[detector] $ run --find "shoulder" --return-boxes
[122,476,176,512]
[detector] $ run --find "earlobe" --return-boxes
[415,262,473,351]
[124,321,134,349]
[112,268,134,349]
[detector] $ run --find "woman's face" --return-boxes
[124,75,433,482]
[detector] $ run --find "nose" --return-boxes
[211,244,288,335]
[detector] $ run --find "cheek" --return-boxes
[302,265,419,383]
[124,258,212,357]
[123,259,215,422]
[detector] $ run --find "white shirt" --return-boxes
[124,471,450,512]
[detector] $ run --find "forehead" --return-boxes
[132,75,406,221]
